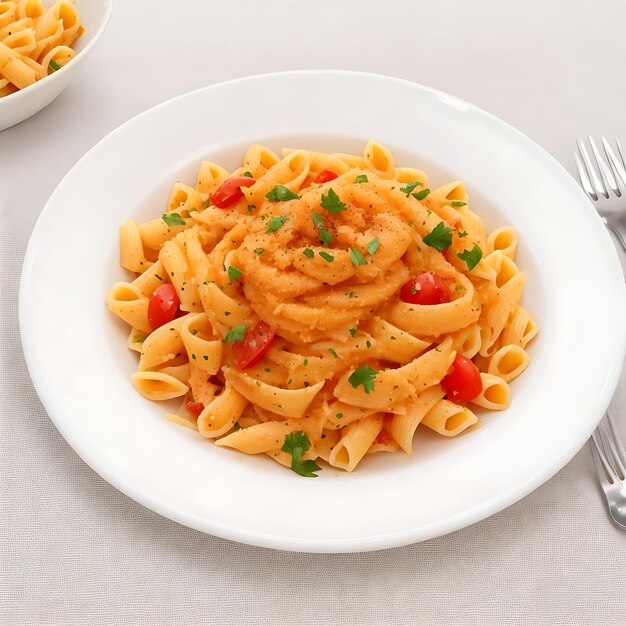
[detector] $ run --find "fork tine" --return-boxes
[601,137,626,191]
[606,409,626,474]
[590,136,621,196]
[590,437,613,488]
[597,424,625,481]
[574,150,598,201]
[617,139,625,169]
[576,138,607,199]
[592,429,618,484]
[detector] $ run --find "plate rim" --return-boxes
[19,70,626,552]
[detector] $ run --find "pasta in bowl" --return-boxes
[107,140,538,476]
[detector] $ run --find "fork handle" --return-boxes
[607,224,626,255]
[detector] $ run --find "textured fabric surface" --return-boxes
[2,1,626,624]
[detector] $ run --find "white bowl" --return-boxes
[19,71,626,552]
[0,0,112,131]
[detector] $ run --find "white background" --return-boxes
[1,1,626,624]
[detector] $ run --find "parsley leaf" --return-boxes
[254,247,265,255]
[412,188,430,201]
[265,185,300,202]
[349,327,357,337]
[243,171,253,178]
[311,211,332,246]
[49,60,61,72]
[458,231,468,238]
[451,200,467,207]
[132,336,146,343]
[456,244,483,271]
[328,348,339,359]
[303,248,315,258]
[281,431,321,478]
[162,212,186,226]
[247,204,256,212]
[348,365,378,394]
[265,216,289,233]
[227,265,242,283]
[320,188,347,214]
[223,326,247,343]
[234,422,241,431]
[423,221,453,252]
[367,238,380,255]
[355,174,368,183]
[349,247,367,266]
[187,207,197,213]
[319,251,334,263]
[399,181,423,195]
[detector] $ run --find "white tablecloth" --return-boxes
[2,1,626,624]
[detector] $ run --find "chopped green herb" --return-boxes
[191,354,197,360]
[303,359,309,366]
[187,207,197,213]
[223,326,247,343]
[451,200,467,207]
[247,205,256,213]
[192,328,199,335]
[311,211,332,246]
[265,216,290,233]
[319,251,334,263]
[320,188,347,214]
[458,231,468,238]
[349,247,367,266]
[336,413,344,419]
[303,248,315,258]
[155,274,163,281]
[349,327,357,337]
[162,212,185,226]
[243,171,253,178]
[303,381,310,387]
[281,431,321,478]
[347,291,357,299]
[423,221,453,252]
[348,365,378,394]
[412,188,430,201]
[203,355,209,361]
[328,348,339,359]
[227,265,243,283]
[399,181,423,195]
[354,174,369,183]
[254,247,265,255]
[367,238,380,255]
[264,367,271,372]
[49,60,61,72]
[204,199,212,208]
[265,185,300,202]
[234,422,241,431]
[366,340,372,349]
[224,311,231,316]
[456,245,483,271]
[132,336,146,343]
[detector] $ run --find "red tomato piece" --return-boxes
[186,401,204,417]
[147,284,180,330]
[314,169,339,184]
[442,354,482,403]
[399,272,450,305]
[209,176,256,208]
[232,321,275,370]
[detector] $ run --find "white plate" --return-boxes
[20,71,626,552]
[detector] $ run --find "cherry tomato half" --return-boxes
[232,321,275,370]
[314,169,339,184]
[399,272,450,305]
[209,176,256,208]
[186,401,205,417]
[442,354,482,403]
[148,284,180,331]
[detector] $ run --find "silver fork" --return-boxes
[574,136,626,253]
[574,137,626,530]
[589,411,626,530]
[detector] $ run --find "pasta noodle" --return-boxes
[108,142,538,475]
[0,0,83,97]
